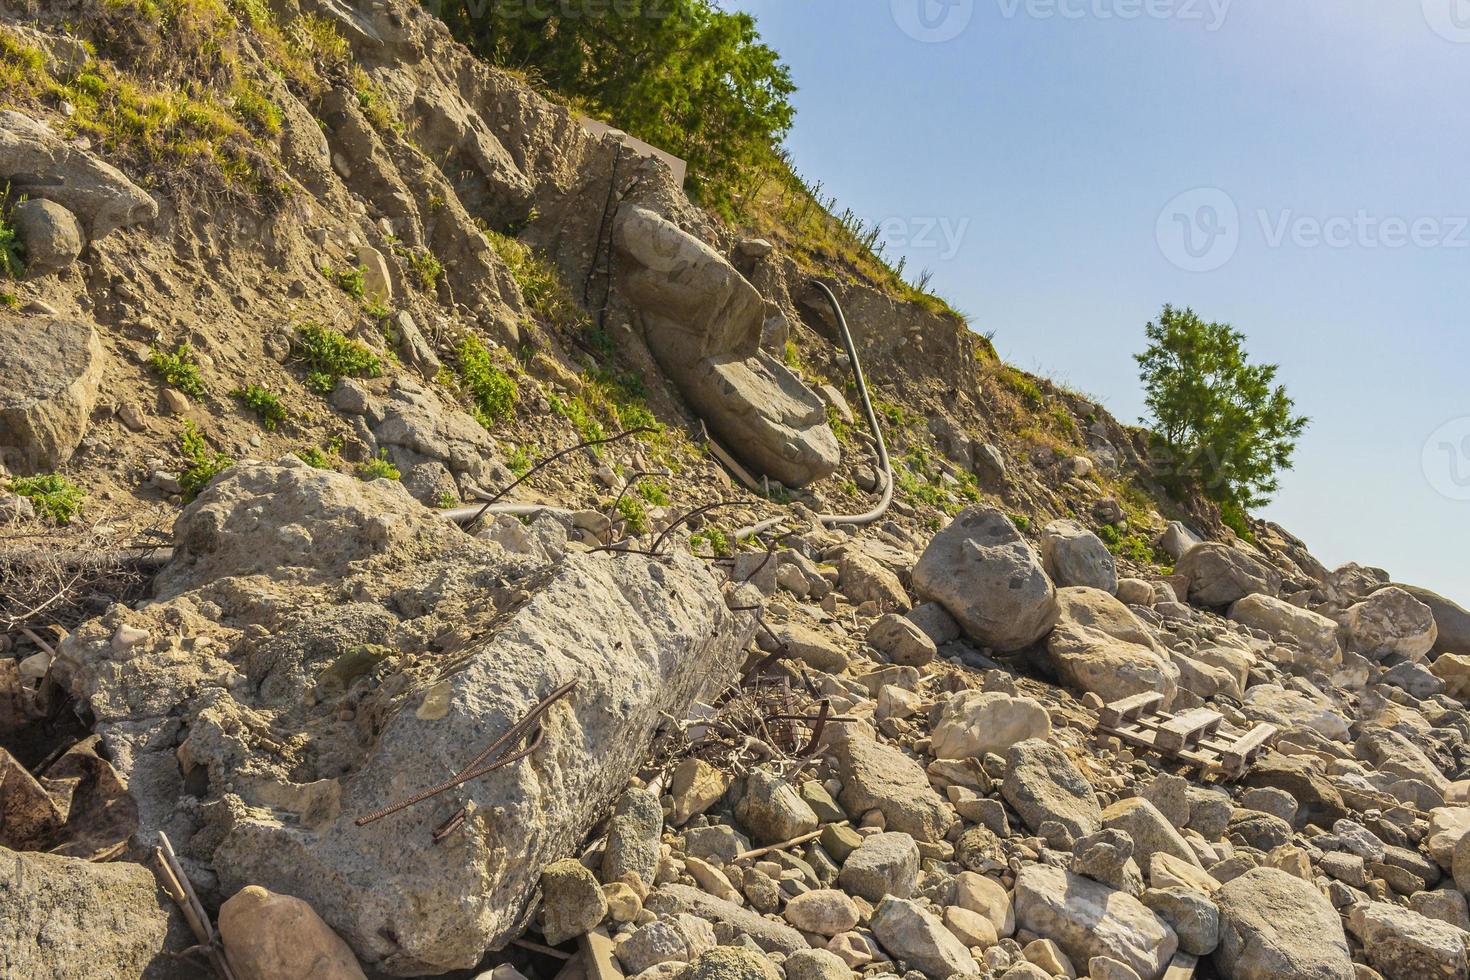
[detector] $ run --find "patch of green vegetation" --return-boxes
[551,367,662,453]
[322,263,365,299]
[0,197,24,280]
[296,445,331,468]
[402,247,444,292]
[0,289,18,308]
[229,75,282,135]
[505,443,534,477]
[1009,513,1031,532]
[0,20,281,196]
[483,230,588,333]
[783,339,803,371]
[826,405,854,445]
[874,400,917,429]
[436,490,459,508]
[689,528,732,557]
[1000,366,1045,410]
[357,450,400,482]
[293,322,382,394]
[614,494,649,534]
[351,66,401,132]
[233,383,287,430]
[1097,523,1157,565]
[179,421,233,501]
[636,480,670,506]
[9,473,85,524]
[1219,498,1259,547]
[149,342,207,398]
[455,334,518,427]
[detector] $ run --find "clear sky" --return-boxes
[723,0,1470,604]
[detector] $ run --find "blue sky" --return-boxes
[723,0,1470,604]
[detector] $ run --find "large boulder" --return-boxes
[0,110,157,238]
[1240,685,1350,743]
[613,204,838,487]
[1176,543,1282,608]
[930,690,1050,760]
[0,315,106,473]
[869,897,979,980]
[11,197,83,272]
[1229,594,1341,670]
[1394,584,1470,657]
[1002,738,1102,840]
[1342,587,1438,661]
[1346,901,1470,980]
[912,506,1059,652]
[1046,624,1179,707]
[52,461,756,975]
[1102,797,1200,870]
[1212,868,1353,979]
[833,736,954,842]
[1041,519,1118,594]
[1238,753,1348,830]
[0,845,185,978]
[1013,865,1178,979]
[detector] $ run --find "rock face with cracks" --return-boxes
[52,460,756,975]
[0,315,107,473]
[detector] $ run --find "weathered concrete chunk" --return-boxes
[614,204,837,487]
[912,506,1059,652]
[53,461,755,976]
[0,315,105,473]
[1347,901,1470,980]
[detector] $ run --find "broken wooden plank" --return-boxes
[577,928,624,980]
[1163,951,1198,979]
[1220,722,1277,775]
[1155,708,1224,753]
[1099,692,1164,727]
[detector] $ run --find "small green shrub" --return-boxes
[178,421,233,501]
[0,209,24,279]
[637,481,669,506]
[233,383,287,430]
[505,443,534,477]
[1097,522,1158,565]
[322,263,365,299]
[404,248,444,292]
[0,289,18,308]
[689,528,732,557]
[148,343,207,397]
[296,446,331,468]
[1009,513,1031,532]
[357,450,400,482]
[614,495,648,534]
[293,322,382,394]
[484,231,588,332]
[456,334,518,427]
[9,473,84,524]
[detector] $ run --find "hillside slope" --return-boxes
[4,3,1470,980]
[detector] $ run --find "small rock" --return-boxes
[838,832,919,902]
[869,896,979,980]
[783,890,859,937]
[218,885,366,980]
[737,769,820,845]
[541,859,607,945]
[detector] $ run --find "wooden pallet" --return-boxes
[1096,692,1276,779]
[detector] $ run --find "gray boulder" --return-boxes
[912,506,1059,652]
[0,845,185,979]
[11,198,83,272]
[1002,738,1102,840]
[613,204,838,488]
[0,315,105,473]
[1394,584,1470,657]
[1041,519,1118,594]
[1176,543,1282,608]
[1342,586,1438,661]
[870,896,979,979]
[1346,901,1470,980]
[1013,864,1177,979]
[1229,594,1341,670]
[834,736,954,842]
[838,831,920,901]
[1213,868,1353,979]
[736,769,819,845]
[0,110,157,238]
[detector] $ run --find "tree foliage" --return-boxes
[435,0,795,210]
[1136,305,1308,510]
